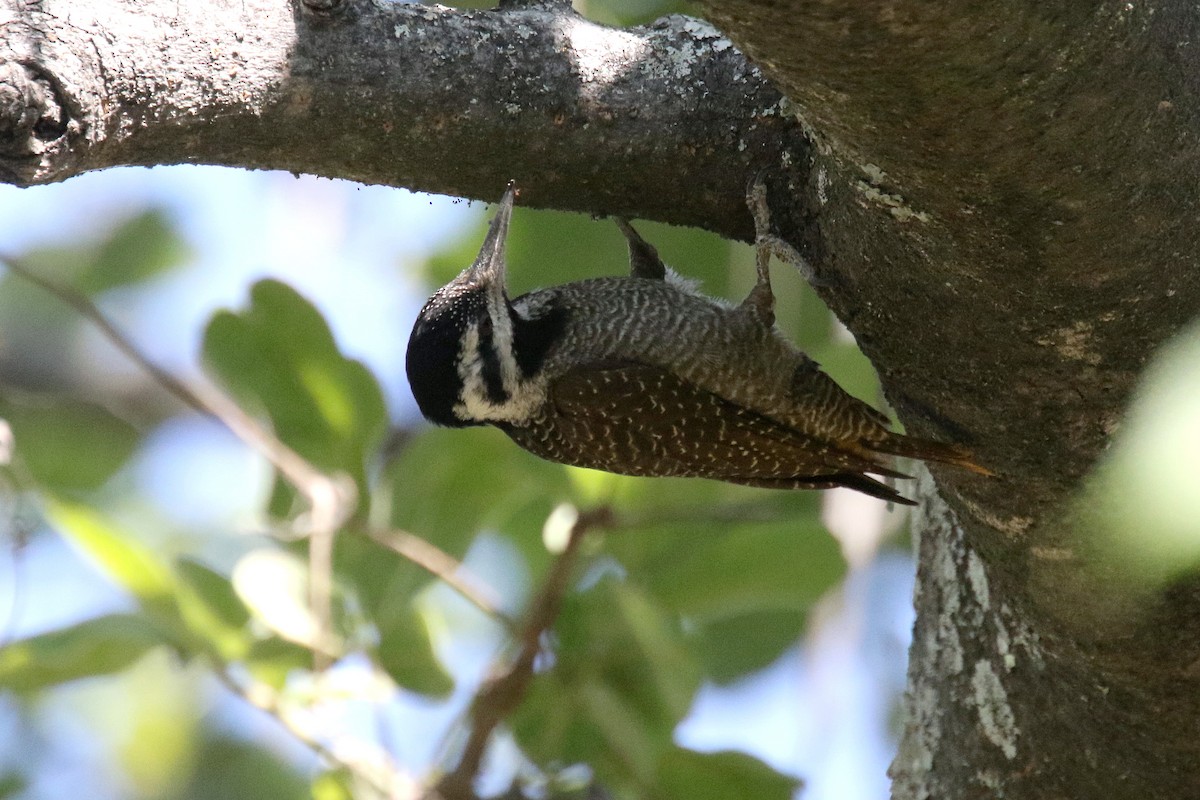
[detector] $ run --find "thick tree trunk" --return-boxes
[702,2,1200,797]
[2,0,1197,797]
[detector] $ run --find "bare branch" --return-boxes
[432,506,613,800]
[213,665,415,799]
[0,0,810,240]
[366,527,509,626]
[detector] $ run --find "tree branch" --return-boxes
[366,527,509,628]
[213,664,415,799]
[433,505,611,800]
[0,0,809,238]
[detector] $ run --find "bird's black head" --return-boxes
[406,281,491,427]
[406,183,565,427]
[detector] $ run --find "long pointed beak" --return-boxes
[467,182,517,286]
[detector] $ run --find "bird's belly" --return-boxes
[499,412,693,478]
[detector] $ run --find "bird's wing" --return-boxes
[523,361,913,503]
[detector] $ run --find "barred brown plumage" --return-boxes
[405,181,990,505]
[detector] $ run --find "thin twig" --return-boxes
[432,506,613,800]
[1,257,210,416]
[212,665,414,799]
[366,528,509,625]
[1,255,355,669]
[0,467,33,650]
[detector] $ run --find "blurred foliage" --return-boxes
[72,210,191,295]
[0,613,166,692]
[203,279,389,517]
[0,161,891,797]
[176,735,309,800]
[0,208,191,396]
[2,209,188,295]
[0,396,140,493]
[1071,321,1200,596]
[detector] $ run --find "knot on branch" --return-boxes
[0,61,71,185]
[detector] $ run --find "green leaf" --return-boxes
[45,499,179,619]
[382,425,571,562]
[40,499,244,664]
[691,610,808,684]
[175,558,253,661]
[652,747,801,800]
[510,580,798,798]
[646,520,844,621]
[517,210,734,299]
[505,209,644,295]
[176,558,251,629]
[0,614,167,692]
[512,579,699,788]
[375,603,454,697]
[44,501,293,666]
[244,636,312,690]
[0,772,26,798]
[334,535,454,697]
[623,518,842,684]
[74,209,190,294]
[0,271,80,375]
[312,769,355,800]
[590,501,843,686]
[179,735,309,800]
[202,280,387,514]
[334,534,427,631]
[1,396,140,492]
[423,206,734,305]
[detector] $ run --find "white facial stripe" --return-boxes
[486,289,523,390]
[455,324,483,401]
[454,313,545,425]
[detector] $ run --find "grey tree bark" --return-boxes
[700,4,1200,798]
[2,0,1197,798]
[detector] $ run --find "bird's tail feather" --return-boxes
[869,434,994,476]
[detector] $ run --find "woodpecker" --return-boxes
[405,181,989,505]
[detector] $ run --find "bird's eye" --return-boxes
[477,314,493,338]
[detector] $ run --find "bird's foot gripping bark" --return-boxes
[743,174,822,323]
[747,172,821,287]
